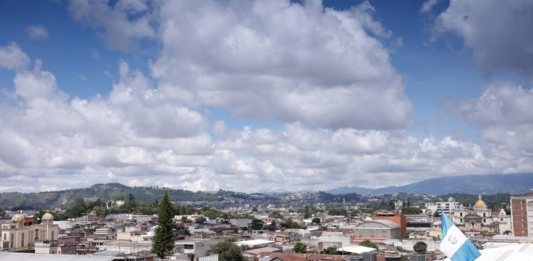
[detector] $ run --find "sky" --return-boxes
[0,0,532,193]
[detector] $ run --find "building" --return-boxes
[510,193,533,237]
[174,239,219,261]
[426,197,463,215]
[372,213,407,239]
[452,195,504,236]
[0,213,60,252]
[353,220,401,243]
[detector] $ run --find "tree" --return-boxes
[195,216,206,224]
[65,198,87,218]
[322,246,338,254]
[269,210,283,219]
[413,241,427,254]
[359,239,378,250]
[303,205,311,219]
[293,242,307,253]
[125,193,137,212]
[312,217,321,224]
[212,239,244,261]
[251,219,264,230]
[151,191,176,259]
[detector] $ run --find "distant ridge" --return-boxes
[327,173,533,195]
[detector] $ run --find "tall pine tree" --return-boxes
[152,191,176,259]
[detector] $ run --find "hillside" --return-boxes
[328,173,533,195]
[0,183,222,209]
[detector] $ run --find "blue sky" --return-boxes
[0,0,532,192]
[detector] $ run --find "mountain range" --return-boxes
[327,173,533,195]
[0,173,531,209]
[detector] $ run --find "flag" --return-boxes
[440,213,481,261]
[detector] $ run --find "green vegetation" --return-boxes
[312,217,321,224]
[195,216,206,224]
[413,241,427,254]
[200,207,229,219]
[359,239,378,250]
[269,210,284,219]
[280,218,305,229]
[303,205,311,219]
[327,207,347,216]
[151,191,176,259]
[322,246,338,254]
[212,239,244,261]
[293,242,307,253]
[251,219,264,230]
[0,183,221,209]
[402,207,422,214]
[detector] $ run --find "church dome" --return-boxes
[12,213,24,222]
[42,212,54,221]
[474,194,487,209]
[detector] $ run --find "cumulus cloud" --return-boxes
[421,0,439,14]
[0,43,30,70]
[26,25,49,39]
[152,0,412,129]
[68,0,155,50]
[460,84,533,155]
[435,0,533,77]
[1,1,532,193]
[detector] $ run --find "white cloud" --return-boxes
[0,43,30,70]
[68,0,155,50]
[152,0,412,129]
[26,25,49,39]
[1,1,532,193]
[460,84,533,155]
[421,0,439,14]
[435,0,533,77]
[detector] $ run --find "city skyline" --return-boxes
[0,0,532,193]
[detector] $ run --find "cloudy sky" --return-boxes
[0,0,532,192]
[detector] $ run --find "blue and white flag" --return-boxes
[440,213,480,261]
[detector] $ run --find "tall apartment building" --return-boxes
[510,192,533,237]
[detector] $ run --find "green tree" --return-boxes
[293,242,307,253]
[322,246,338,254]
[125,193,137,212]
[251,219,264,230]
[65,198,87,218]
[269,210,283,219]
[151,191,176,259]
[195,216,206,224]
[359,239,378,250]
[303,205,311,219]
[212,239,244,261]
[413,241,427,254]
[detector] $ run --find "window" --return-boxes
[51,231,55,240]
[3,234,5,241]
[21,232,24,247]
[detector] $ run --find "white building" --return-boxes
[426,197,464,215]
[0,213,60,252]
